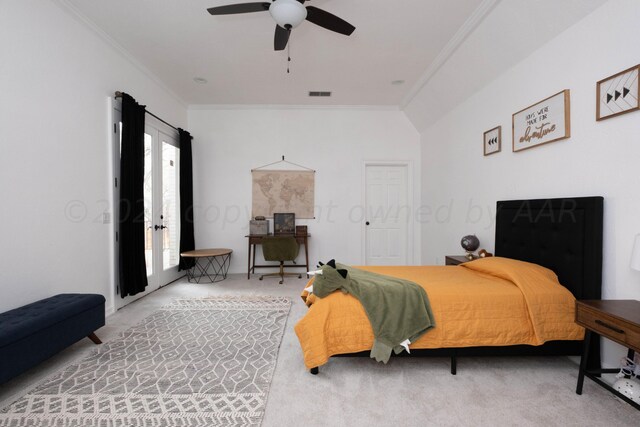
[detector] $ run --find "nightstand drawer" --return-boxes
[575,299,640,409]
[576,302,640,352]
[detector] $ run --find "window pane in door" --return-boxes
[162,141,180,269]
[144,133,153,276]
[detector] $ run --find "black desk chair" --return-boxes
[259,236,301,284]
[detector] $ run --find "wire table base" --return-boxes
[181,248,232,283]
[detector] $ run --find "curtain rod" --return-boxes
[115,91,192,139]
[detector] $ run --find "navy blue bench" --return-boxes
[0,294,105,384]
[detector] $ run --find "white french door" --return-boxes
[112,105,182,309]
[364,163,410,265]
[143,124,182,289]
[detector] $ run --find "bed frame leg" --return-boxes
[450,351,457,375]
[310,367,319,375]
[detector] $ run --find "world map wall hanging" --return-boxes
[251,170,315,218]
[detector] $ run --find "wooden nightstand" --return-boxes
[575,300,640,410]
[445,255,478,265]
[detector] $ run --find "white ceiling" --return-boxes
[403,0,608,131]
[62,0,486,106]
[60,0,607,108]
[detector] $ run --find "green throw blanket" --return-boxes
[312,261,435,363]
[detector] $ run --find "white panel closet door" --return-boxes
[365,164,408,265]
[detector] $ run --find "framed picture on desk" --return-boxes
[273,213,295,235]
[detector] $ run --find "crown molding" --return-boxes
[188,104,401,112]
[400,0,500,109]
[52,0,187,108]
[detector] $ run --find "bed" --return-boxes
[294,196,603,374]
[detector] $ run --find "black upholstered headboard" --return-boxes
[495,197,603,300]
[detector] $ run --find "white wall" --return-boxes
[402,0,607,133]
[412,0,640,364]
[188,107,421,274]
[0,0,187,314]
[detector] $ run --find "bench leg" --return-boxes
[87,332,102,344]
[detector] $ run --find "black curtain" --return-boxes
[178,129,196,271]
[119,93,148,298]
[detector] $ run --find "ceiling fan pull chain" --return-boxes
[287,31,292,74]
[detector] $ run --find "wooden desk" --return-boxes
[246,234,310,279]
[575,299,640,410]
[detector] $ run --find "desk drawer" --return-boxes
[576,305,640,352]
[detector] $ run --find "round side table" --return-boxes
[180,248,233,283]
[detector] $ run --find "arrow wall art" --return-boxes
[597,64,639,120]
[483,126,502,156]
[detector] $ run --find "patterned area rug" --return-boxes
[0,296,291,426]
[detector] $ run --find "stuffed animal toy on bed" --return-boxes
[305,259,348,297]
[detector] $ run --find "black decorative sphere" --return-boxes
[461,235,480,252]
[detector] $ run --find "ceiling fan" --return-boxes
[207,0,356,51]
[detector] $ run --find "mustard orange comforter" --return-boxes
[294,257,584,369]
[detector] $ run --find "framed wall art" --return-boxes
[252,170,315,218]
[596,64,640,121]
[512,90,570,152]
[273,213,295,235]
[483,126,501,156]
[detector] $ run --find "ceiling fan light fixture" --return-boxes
[269,0,307,29]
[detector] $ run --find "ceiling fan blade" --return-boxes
[305,6,355,36]
[207,3,270,15]
[274,25,290,51]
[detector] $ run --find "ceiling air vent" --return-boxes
[309,91,332,97]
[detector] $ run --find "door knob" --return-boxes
[365,221,370,226]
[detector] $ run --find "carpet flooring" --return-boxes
[0,296,291,426]
[0,275,637,426]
